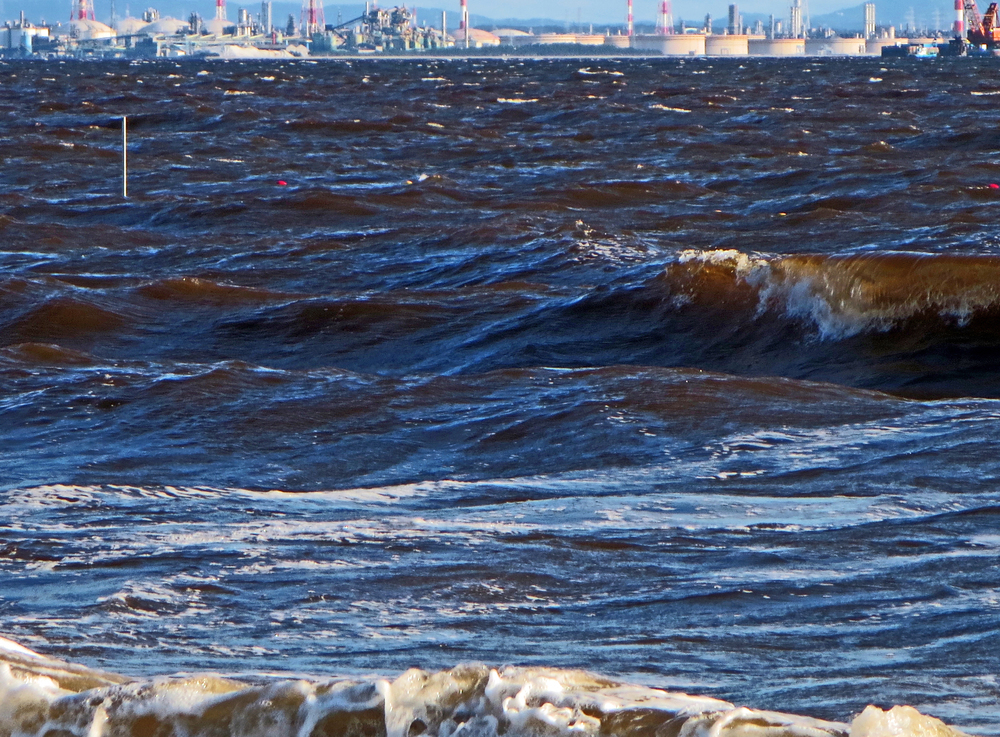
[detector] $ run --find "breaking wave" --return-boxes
[0,637,972,737]
[665,249,1000,340]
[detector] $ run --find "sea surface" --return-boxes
[0,56,998,737]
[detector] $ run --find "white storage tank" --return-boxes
[531,33,579,44]
[632,34,705,55]
[805,36,867,55]
[748,37,805,55]
[139,17,190,36]
[706,34,748,55]
[115,17,147,35]
[494,28,530,46]
[463,28,501,47]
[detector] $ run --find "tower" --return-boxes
[262,0,272,33]
[75,0,96,20]
[657,0,673,34]
[863,2,875,37]
[790,0,802,37]
[216,0,226,20]
[301,0,324,35]
[627,0,633,35]
[459,0,469,47]
[728,3,741,34]
[954,0,964,37]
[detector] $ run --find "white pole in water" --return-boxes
[122,116,128,198]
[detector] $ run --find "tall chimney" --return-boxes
[76,0,96,20]
[460,0,469,47]
[658,0,673,33]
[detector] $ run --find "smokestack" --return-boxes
[460,0,469,47]
[658,0,673,33]
[627,0,633,35]
[216,0,226,20]
[301,0,324,35]
[954,0,965,37]
[76,0,95,20]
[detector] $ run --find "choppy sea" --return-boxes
[1,56,998,737]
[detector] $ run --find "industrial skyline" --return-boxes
[4,0,953,29]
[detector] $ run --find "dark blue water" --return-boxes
[0,57,998,736]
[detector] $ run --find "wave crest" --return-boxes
[668,250,1000,339]
[0,638,973,737]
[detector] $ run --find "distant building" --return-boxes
[728,4,742,34]
[261,1,272,34]
[790,0,803,37]
[864,2,876,38]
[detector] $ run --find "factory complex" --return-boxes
[0,0,987,59]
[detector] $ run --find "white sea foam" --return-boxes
[0,638,972,737]
[851,705,972,737]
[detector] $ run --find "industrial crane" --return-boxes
[963,0,1000,47]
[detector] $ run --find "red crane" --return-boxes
[965,0,1000,45]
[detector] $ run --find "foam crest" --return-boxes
[0,640,975,737]
[850,706,973,737]
[668,250,1000,339]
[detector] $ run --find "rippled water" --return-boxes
[1,57,999,736]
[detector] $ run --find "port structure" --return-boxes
[966,0,1000,44]
[939,0,1000,52]
[321,6,444,51]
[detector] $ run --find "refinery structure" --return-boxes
[1,0,996,58]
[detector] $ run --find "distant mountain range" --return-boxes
[5,0,952,35]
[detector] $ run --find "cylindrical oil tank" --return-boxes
[574,34,606,45]
[632,33,705,55]
[507,34,536,47]
[604,34,631,48]
[866,38,902,54]
[706,34,748,55]
[748,37,804,55]
[532,33,579,44]
[805,36,867,55]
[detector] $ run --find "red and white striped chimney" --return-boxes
[627,0,633,35]
[460,0,469,46]
[954,0,965,37]
[658,0,673,34]
[216,0,227,20]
